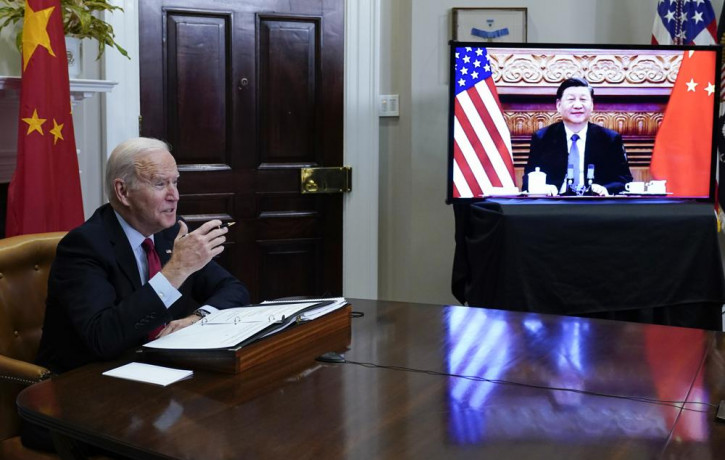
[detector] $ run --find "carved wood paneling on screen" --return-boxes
[489,48,683,182]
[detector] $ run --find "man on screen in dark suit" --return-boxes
[522,77,633,195]
[35,137,250,375]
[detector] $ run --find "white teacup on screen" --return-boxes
[527,167,548,194]
[647,180,667,194]
[625,181,645,193]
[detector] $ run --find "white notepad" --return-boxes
[102,362,193,386]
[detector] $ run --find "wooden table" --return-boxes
[17,298,725,459]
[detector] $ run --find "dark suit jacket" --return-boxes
[522,122,633,194]
[36,204,250,373]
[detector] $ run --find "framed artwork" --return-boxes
[452,7,527,43]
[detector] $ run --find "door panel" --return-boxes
[140,0,343,302]
[258,238,322,299]
[166,12,231,164]
[258,15,320,164]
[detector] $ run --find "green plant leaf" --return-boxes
[0,0,130,60]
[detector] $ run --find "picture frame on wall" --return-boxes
[452,7,527,43]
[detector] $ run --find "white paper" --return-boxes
[144,299,347,350]
[102,362,193,386]
[261,297,348,321]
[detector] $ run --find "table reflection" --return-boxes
[444,307,707,444]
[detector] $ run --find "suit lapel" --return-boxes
[583,122,599,166]
[154,229,174,267]
[101,205,143,290]
[551,122,568,173]
[555,122,567,155]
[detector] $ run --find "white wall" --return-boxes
[377,0,723,305]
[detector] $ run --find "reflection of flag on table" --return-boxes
[650,50,716,197]
[651,0,717,45]
[6,0,84,236]
[452,46,515,198]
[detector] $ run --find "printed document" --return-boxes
[144,298,347,350]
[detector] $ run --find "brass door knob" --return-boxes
[304,179,319,193]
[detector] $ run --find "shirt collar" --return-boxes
[564,123,588,142]
[114,210,153,250]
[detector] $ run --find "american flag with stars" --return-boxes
[652,0,717,45]
[451,46,515,198]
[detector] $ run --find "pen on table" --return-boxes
[167,222,236,253]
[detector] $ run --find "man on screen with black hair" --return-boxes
[522,77,633,196]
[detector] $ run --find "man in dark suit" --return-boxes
[522,78,633,195]
[35,137,250,374]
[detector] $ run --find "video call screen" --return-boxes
[447,42,721,201]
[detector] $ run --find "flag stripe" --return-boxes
[454,116,495,193]
[454,103,501,187]
[470,81,515,174]
[483,78,514,158]
[453,143,484,197]
[451,46,515,197]
[457,93,515,188]
[452,160,475,198]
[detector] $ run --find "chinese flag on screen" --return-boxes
[650,50,716,197]
[6,0,84,236]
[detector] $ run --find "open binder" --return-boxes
[138,298,351,373]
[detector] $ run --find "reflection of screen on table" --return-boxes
[447,42,721,201]
[443,307,708,444]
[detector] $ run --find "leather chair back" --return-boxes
[0,232,65,445]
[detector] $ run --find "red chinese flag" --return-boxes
[650,50,716,197]
[6,0,84,236]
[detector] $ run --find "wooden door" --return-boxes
[139,0,344,302]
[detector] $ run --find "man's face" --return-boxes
[556,86,593,127]
[123,149,180,236]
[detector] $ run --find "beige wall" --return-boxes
[377,0,724,305]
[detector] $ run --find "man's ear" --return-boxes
[114,179,130,206]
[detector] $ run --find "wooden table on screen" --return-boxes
[17,298,725,459]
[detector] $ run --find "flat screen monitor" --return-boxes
[446,42,721,202]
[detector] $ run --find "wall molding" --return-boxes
[343,0,380,299]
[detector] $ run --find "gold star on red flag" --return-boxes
[7,0,85,236]
[50,119,64,144]
[22,108,46,135]
[22,2,56,71]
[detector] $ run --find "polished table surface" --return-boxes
[17,298,725,459]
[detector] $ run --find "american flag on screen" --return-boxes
[452,46,515,198]
[651,0,717,45]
